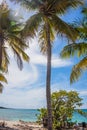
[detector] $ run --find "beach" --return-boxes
[0,108,87,130]
[0,120,45,130]
[0,120,86,130]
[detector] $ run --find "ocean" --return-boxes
[0,108,87,123]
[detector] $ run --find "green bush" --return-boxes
[37,90,85,129]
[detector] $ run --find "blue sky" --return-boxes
[0,0,87,109]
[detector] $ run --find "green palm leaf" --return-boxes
[39,23,55,53]
[60,43,87,58]
[70,57,87,84]
[8,22,24,34]
[0,73,7,83]
[51,15,78,41]
[2,47,9,72]
[8,34,28,49]
[11,46,23,70]
[0,83,4,93]
[0,1,29,71]
[22,13,42,38]
[0,73,7,93]
[60,6,87,84]
[47,0,83,15]
[12,43,29,62]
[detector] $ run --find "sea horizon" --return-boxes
[0,108,87,123]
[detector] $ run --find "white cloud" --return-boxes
[0,36,73,109]
[5,61,38,88]
[1,82,87,109]
[79,91,87,96]
[0,87,46,109]
[27,38,73,68]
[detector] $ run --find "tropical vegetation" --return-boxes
[60,6,87,84]
[37,90,85,130]
[10,0,83,129]
[0,1,29,92]
[0,1,29,72]
[0,73,7,93]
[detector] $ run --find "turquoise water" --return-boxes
[0,108,87,123]
[0,109,40,122]
[72,109,87,123]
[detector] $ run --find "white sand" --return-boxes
[0,120,46,130]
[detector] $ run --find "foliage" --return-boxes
[60,6,87,84]
[10,0,84,129]
[10,0,83,53]
[37,108,47,124]
[37,90,84,129]
[0,73,7,93]
[0,1,29,72]
[0,1,29,92]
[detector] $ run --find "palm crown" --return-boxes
[10,0,83,129]
[0,1,29,72]
[60,7,87,84]
[11,0,83,43]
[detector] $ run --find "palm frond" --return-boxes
[12,44,29,62]
[82,7,87,15]
[55,0,83,14]
[0,73,7,93]
[78,27,87,41]
[48,0,83,15]
[39,24,47,53]
[0,8,10,30]
[8,22,24,34]
[60,43,87,58]
[0,73,7,83]
[11,46,23,70]
[70,57,87,84]
[51,15,78,42]
[2,47,9,72]
[22,13,42,38]
[39,23,55,53]
[7,34,28,49]
[0,83,4,93]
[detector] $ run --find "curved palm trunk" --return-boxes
[46,23,52,130]
[0,34,3,69]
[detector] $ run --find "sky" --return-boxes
[0,0,87,109]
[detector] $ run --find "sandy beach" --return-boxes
[0,120,46,130]
[0,120,86,130]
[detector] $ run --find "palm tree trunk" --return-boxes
[46,22,52,130]
[0,34,3,69]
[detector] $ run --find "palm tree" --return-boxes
[0,73,7,93]
[10,0,83,129]
[0,1,29,72]
[61,7,87,84]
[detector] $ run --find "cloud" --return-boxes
[0,86,46,109]
[1,81,87,109]
[79,91,87,96]
[1,37,73,108]
[5,61,38,88]
[27,38,73,68]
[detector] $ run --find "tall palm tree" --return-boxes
[61,7,87,84]
[10,0,83,129]
[0,73,7,93]
[0,1,29,72]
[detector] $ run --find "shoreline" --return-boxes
[0,120,44,130]
[0,120,86,130]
